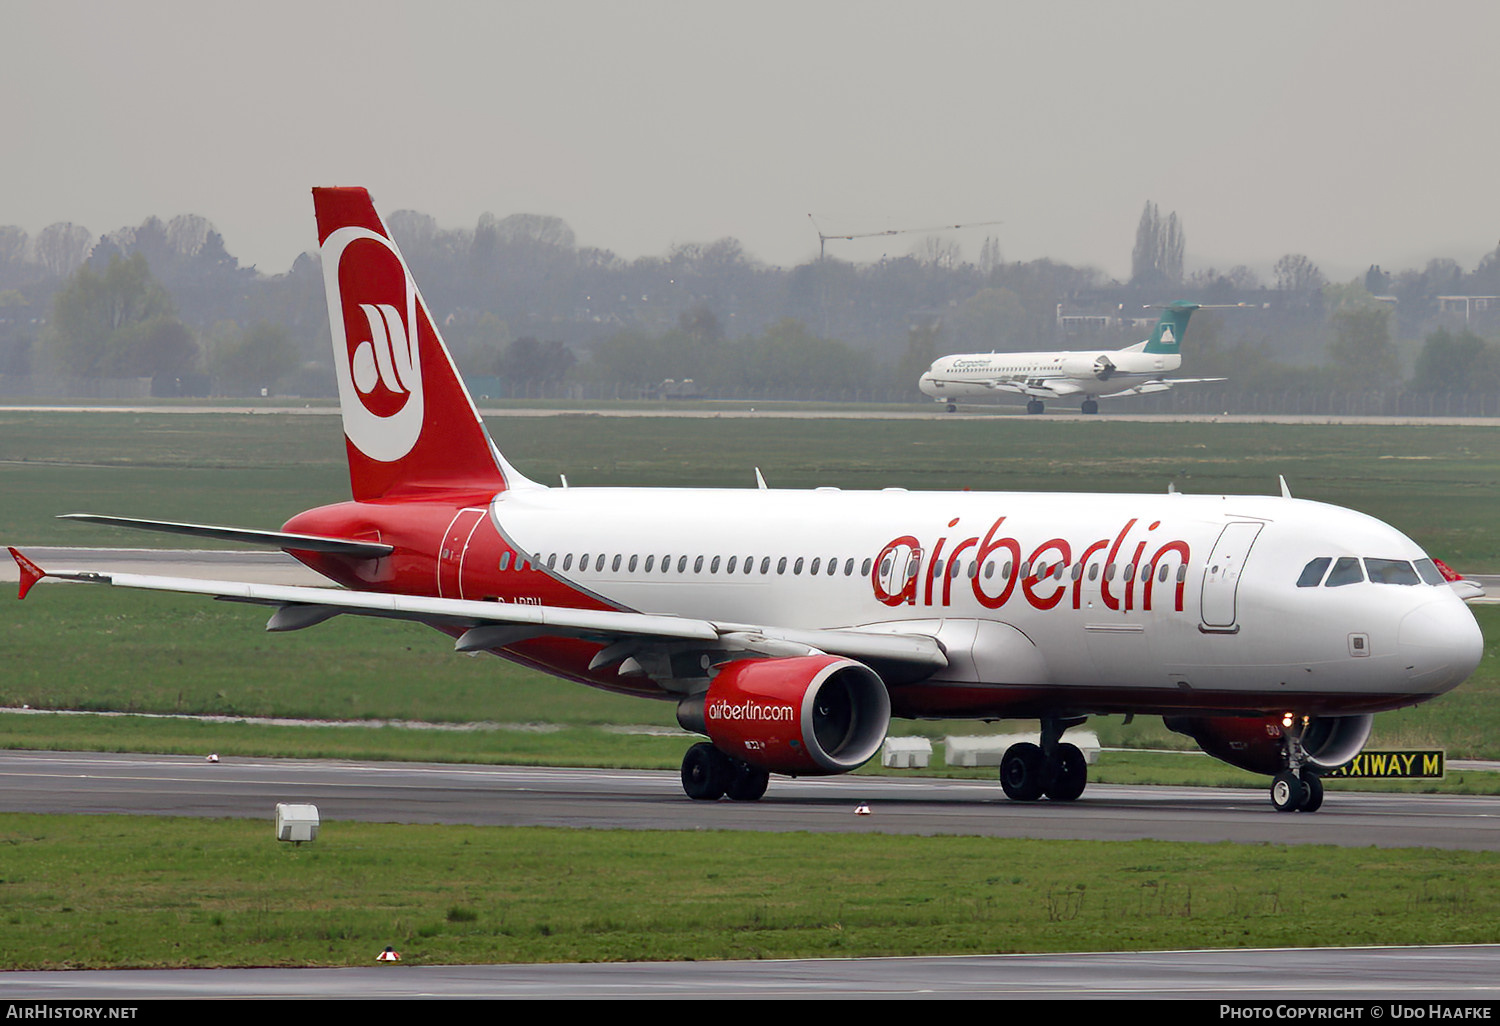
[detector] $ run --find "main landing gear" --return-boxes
[681,742,770,802]
[999,717,1088,802]
[1080,399,1099,415]
[1025,399,1045,415]
[1269,726,1325,812]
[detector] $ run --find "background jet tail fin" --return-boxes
[313,187,514,503]
[1142,301,1201,355]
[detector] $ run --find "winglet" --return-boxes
[8,547,46,600]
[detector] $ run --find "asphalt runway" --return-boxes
[5,946,1500,999]
[3,750,1498,849]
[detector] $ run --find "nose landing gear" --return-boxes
[1269,723,1326,812]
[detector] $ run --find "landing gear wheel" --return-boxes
[1000,742,1046,801]
[1081,400,1099,415]
[681,742,729,801]
[1026,400,1045,415]
[724,761,770,802]
[1270,771,1306,813]
[1043,742,1088,802]
[1298,773,1324,813]
[945,402,957,413]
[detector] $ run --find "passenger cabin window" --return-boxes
[1325,557,1364,587]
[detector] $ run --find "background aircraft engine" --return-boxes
[1060,354,1116,381]
[1164,714,1374,776]
[677,655,891,776]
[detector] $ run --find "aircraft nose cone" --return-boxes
[1398,600,1484,693]
[918,373,936,396]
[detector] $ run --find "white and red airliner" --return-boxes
[9,188,1486,812]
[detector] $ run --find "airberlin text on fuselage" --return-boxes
[872,515,1191,613]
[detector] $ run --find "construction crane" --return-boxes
[808,216,1004,260]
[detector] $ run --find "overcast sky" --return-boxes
[4,0,1497,281]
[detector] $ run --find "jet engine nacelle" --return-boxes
[1060,353,1116,381]
[676,655,891,776]
[1163,714,1374,776]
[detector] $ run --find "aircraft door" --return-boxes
[438,507,487,599]
[1199,521,1263,631]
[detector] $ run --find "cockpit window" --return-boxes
[1414,558,1446,586]
[1324,557,1364,587]
[1297,557,1331,588]
[1365,558,1421,585]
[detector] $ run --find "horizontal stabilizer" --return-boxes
[58,514,393,558]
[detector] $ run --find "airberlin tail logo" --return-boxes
[321,226,425,462]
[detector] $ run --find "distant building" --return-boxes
[1437,296,1500,323]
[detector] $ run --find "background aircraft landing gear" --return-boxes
[946,402,957,413]
[1081,399,1099,415]
[1000,717,1089,802]
[681,742,769,801]
[1026,399,1045,415]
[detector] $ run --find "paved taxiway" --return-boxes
[5,945,1500,999]
[3,750,1498,850]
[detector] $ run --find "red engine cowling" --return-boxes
[1164,714,1374,776]
[677,655,891,776]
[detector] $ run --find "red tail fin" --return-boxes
[313,187,509,502]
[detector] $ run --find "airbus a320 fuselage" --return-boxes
[11,188,1484,814]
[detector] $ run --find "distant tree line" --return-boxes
[2,200,1499,400]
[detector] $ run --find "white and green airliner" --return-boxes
[918,301,1225,414]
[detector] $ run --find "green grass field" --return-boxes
[2,814,1497,969]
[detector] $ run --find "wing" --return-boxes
[989,379,1084,398]
[1100,377,1227,399]
[8,549,948,681]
